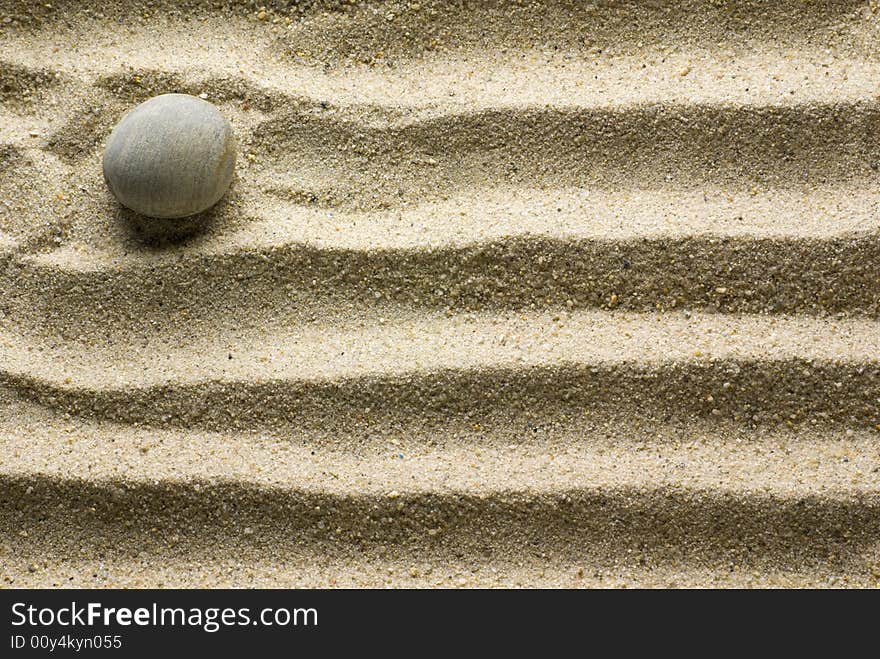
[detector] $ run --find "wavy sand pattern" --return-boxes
[1,1,879,587]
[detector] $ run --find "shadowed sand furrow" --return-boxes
[2,313,879,430]
[6,232,879,341]
[2,474,879,579]
[4,359,879,432]
[273,0,878,63]
[4,0,873,60]
[252,102,880,196]
[274,0,880,66]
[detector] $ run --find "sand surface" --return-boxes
[1,0,879,587]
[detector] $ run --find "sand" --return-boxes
[1,0,879,588]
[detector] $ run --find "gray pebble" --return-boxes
[103,93,236,218]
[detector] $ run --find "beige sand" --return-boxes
[1,0,879,588]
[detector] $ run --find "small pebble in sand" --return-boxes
[102,93,236,218]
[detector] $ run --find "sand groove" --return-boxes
[0,1,879,587]
[4,474,880,571]
[2,312,880,431]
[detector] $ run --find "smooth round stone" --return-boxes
[103,93,236,219]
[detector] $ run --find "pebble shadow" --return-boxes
[115,185,241,251]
